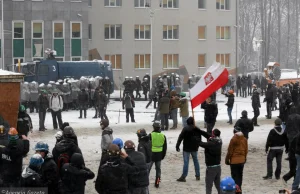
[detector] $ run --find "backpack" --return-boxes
[57,153,70,176]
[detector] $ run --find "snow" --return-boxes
[23,91,289,194]
[280,69,299,79]
[0,69,23,76]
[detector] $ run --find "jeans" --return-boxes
[38,111,46,129]
[267,149,283,178]
[206,122,215,135]
[227,107,233,123]
[182,117,188,128]
[242,88,247,98]
[150,161,162,178]
[292,154,300,190]
[182,151,200,177]
[51,110,63,129]
[79,109,87,118]
[126,108,135,122]
[160,113,169,130]
[236,87,241,97]
[252,107,260,125]
[205,166,221,194]
[171,108,178,127]
[230,164,244,190]
[283,151,296,182]
[99,107,108,120]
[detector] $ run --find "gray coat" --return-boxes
[101,127,113,150]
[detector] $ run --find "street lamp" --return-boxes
[146,0,161,89]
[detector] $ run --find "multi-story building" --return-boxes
[0,0,89,68]
[89,0,238,86]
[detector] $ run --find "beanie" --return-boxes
[8,135,19,145]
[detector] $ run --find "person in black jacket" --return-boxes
[98,89,109,120]
[263,118,289,180]
[292,132,300,190]
[196,129,222,194]
[201,97,218,135]
[95,144,142,194]
[176,117,201,182]
[124,140,149,194]
[21,154,44,187]
[135,76,142,99]
[247,74,252,96]
[17,105,33,136]
[52,126,82,174]
[236,76,241,97]
[136,129,152,169]
[286,107,300,144]
[61,153,94,194]
[93,87,100,118]
[254,76,260,89]
[271,84,278,111]
[234,110,254,139]
[37,90,49,131]
[34,142,59,194]
[78,89,89,119]
[283,132,297,184]
[225,90,235,125]
[292,82,299,106]
[265,83,274,119]
[260,76,268,96]
[241,75,248,98]
[252,86,261,126]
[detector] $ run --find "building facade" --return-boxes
[89,0,238,86]
[1,0,89,68]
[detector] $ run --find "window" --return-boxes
[104,54,122,69]
[53,22,64,38]
[88,0,92,6]
[71,57,82,61]
[38,65,49,75]
[13,58,24,65]
[216,26,230,40]
[89,24,92,40]
[162,0,178,8]
[163,25,179,40]
[135,25,151,40]
[198,0,206,9]
[163,54,179,69]
[135,54,150,69]
[134,0,148,7]
[105,24,122,40]
[216,53,230,67]
[198,26,206,40]
[71,22,81,38]
[198,54,206,68]
[104,0,122,7]
[33,58,43,61]
[32,22,43,38]
[13,22,24,38]
[56,57,64,61]
[216,0,230,10]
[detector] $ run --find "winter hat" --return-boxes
[212,129,221,137]
[19,105,26,112]
[124,140,135,149]
[70,153,84,168]
[152,121,161,129]
[8,135,19,145]
[275,118,282,126]
[63,126,75,138]
[29,154,44,167]
[241,110,247,117]
[62,122,70,130]
[100,119,109,128]
[108,144,120,156]
[137,129,147,137]
[186,117,194,126]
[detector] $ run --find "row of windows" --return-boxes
[100,25,231,40]
[103,0,230,10]
[13,21,82,39]
[104,53,231,70]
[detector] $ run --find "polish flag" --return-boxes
[190,62,229,109]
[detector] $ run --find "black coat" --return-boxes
[137,136,152,163]
[261,78,268,89]
[234,117,254,139]
[241,77,247,89]
[135,79,142,91]
[17,112,32,136]
[265,126,289,152]
[236,77,241,89]
[98,93,108,108]
[95,157,141,194]
[201,101,218,123]
[77,91,89,106]
[252,90,261,109]
[126,149,149,189]
[247,76,252,87]
[176,125,201,152]
[295,133,300,155]
[61,164,94,194]
[265,85,274,103]
[41,153,59,194]
[254,78,260,88]
[286,113,300,141]
[21,167,43,187]
[225,94,234,108]
[37,95,49,111]
[197,130,222,166]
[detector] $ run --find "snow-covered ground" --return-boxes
[24,91,290,194]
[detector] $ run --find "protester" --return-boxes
[136,129,152,170]
[234,110,254,139]
[123,92,136,123]
[49,89,64,130]
[159,91,171,131]
[225,127,248,191]
[176,117,201,182]
[37,90,49,131]
[170,90,180,129]
[252,85,261,126]
[225,90,235,125]
[201,97,218,135]
[17,105,33,136]
[179,92,189,128]
[100,119,113,166]
[21,154,44,187]
[78,88,89,119]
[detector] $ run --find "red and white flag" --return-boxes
[190,62,229,109]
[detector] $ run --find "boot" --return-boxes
[170,126,176,130]
[196,176,200,181]
[155,177,160,188]
[93,116,97,119]
[262,175,272,180]
[176,175,186,182]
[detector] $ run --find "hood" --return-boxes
[45,152,53,161]
[274,126,284,135]
[102,127,113,135]
[22,167,38,178]
[70,153,84,168]
[106,157,122,167]
[55,139,76,153]
[234,132,244,137]
[209,136,222,144]
[139,135,150,142]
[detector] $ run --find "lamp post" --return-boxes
[146,1,160,89]
[254,39,264,80]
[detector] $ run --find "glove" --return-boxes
[176,147,180,152]
[225,160,230,165]
[285,149,289,154]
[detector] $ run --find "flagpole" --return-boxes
[189,90,195,127]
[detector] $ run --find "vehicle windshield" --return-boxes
[15,63,36,76]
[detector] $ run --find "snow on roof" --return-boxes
[280,69,299,79]
[0,69,23,76]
